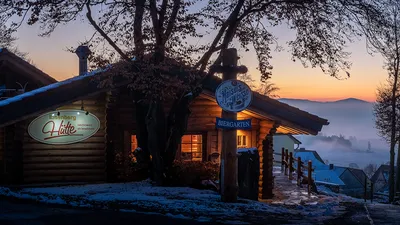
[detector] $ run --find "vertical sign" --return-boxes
[214,48,251,203]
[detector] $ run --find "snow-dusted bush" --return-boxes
[167,160,219,188]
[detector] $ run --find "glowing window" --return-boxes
[131,135,138,152]
[237,135,247,148]
[180,134,203,161]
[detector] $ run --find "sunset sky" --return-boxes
[12,18,387,103]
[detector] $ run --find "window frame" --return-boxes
[237,135,248,148]
[178,133,206,162]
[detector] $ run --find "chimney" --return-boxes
[329,164,334,170]
[75,45,91,76]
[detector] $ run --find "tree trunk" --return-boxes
[163,88,203,182]
[396,140,400,194]
[389,70,399,202]
[163,98,191,168]
[145,101,167,185]
[133,95,152,177]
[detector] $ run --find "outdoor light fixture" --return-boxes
[80,100,90,115]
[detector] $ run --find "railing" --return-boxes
[274,147,314,195]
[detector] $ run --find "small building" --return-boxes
[371,164,397,194]
[0,48,329,200]
[273,134,301,154]
[313,170,345,193]
[331,165,371,198]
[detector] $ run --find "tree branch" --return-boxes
[195,0,245,71]
[159,0,169,34]
[134,0,146,56]
[85,1,129,60]
[164,0,181,42]
[149,0,162,45]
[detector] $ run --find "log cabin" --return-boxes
[0,47,329,199]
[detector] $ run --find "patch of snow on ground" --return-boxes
[0,169,361,223]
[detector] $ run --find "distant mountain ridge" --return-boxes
[277,97,378,140]
[278,97,372,104]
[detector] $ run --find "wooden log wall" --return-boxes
[257,120,276,199]
[22,94,107,184]
[104,90,264,180]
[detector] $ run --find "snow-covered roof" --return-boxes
[0,66,109,107]
[331,166,347,177]
[294,151,328,170]
[313,170,345,186]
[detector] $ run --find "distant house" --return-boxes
[293,149,345,193]
[273,134,302,166]
[294,148,328,170]
[313,170,345,193]
[273,133,301,154]
[371,165,397,194]
[331,165,371,198]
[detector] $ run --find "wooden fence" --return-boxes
[274,148,314,195]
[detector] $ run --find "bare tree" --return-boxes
[257,81,280,98]
[368,0,400,201]
[1,0,387,185]
[364,163,378,178]
[0,8,28,59]
[374,80,400,199]
[237,73,256,89]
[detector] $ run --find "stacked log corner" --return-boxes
[258,120,276,199]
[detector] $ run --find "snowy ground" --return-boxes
[0,167,364,224]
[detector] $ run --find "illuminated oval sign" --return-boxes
[28,110,101,145]
[215,79,253,112]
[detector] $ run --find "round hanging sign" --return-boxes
[215,79,253,112]
[28,110,100,145]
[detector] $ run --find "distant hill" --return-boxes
[278,97,386,148]
[279,97,390,168]
[278,98,371,104]
[331,98,371,104]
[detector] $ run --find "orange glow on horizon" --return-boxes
[13,19,386,104]
[39,63,377,103]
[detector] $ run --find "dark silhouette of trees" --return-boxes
[0,10,26,59]
[374,80,400,201]
[367,0,400,200]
